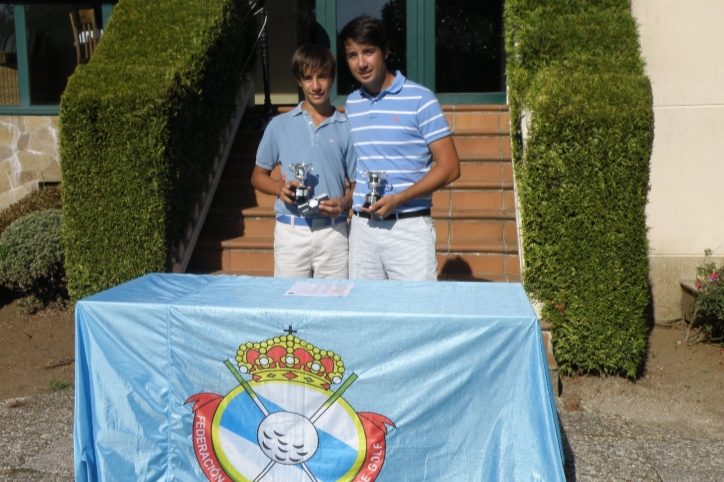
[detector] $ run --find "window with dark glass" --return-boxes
[0,4,19,105]
[335,0,406,96]
[318,0,505,104]
[0,2,112,112]
[25,4,101,105]
[435,0,504,94]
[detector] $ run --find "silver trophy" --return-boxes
[289,163,313,203]
[363,171,388,208]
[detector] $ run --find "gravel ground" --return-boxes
[557,400,724,481]
[0,391,73,481]
[2,388,724,481]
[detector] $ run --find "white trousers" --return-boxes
[348,215,438,281]
[274,221,349,279]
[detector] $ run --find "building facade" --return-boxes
[2,0,721,323]
[632,0,724,320]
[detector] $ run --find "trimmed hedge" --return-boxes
[60,0,258,300]
[505,0,654,377]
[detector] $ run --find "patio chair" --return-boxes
[70,9,99,65]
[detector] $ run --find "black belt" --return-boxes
[353,208,431,221]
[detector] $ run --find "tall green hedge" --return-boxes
[505,0,654,377]
[60,0,257,300]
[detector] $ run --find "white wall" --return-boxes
[632,0,724,320]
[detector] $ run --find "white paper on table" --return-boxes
[284,282,354,297]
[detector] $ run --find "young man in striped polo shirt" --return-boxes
[340,15,460,281]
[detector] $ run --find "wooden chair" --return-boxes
[70,9,99,65]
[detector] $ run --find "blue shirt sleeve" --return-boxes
[255,120,280,170]
[343,123,358,181]
[417,90,451,145]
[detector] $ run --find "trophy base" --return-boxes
[293,188,308,204]
[364,193,381,207]
[364,194,384,220]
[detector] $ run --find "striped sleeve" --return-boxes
[417,90,450,144]
[344,127,358,181]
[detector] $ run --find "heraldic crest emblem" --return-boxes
[186,332,395,482]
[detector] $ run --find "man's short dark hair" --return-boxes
[338,15,389,53]
[291,44,336,80]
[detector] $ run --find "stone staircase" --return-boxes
[187,104,520,282]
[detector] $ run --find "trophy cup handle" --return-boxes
[289,164,295,173]
[380,172,388,181]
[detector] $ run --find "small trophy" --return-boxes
[289,163,313,203]
[363,171,388,208]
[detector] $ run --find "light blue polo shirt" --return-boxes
[256,102,357,218]
[345,72,451,213]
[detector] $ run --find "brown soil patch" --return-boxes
[0,295,75,400]
[559,324,724,439]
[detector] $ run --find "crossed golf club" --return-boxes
[224,360,358,482]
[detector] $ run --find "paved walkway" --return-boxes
[2,389,723,481]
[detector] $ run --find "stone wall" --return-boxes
[0,115,61,211]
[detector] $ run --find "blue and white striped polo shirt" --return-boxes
[345,72,451,213]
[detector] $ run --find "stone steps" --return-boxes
[188,104,520,281]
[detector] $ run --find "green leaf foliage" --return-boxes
[60,0,258,300]
[0,210,64,295]
[505,0,654,377]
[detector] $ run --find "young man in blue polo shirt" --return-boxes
[252,45,356,278]
[340,16,460,281]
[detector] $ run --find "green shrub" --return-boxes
[0,185,62,236]
[0,210,65,297]
[18,295,46,315]
[505,0,653,377]
[60,0,258,300]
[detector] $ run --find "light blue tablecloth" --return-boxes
[74,274,564,481]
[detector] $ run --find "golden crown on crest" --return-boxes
[236,334,345,391]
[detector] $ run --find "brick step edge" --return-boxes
[204,270,521,283]
[197,236,518,253]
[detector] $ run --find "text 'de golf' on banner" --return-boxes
[74,274,564,481]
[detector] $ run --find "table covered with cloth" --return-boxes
[74,274,564,481]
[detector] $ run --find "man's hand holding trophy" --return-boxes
[362,170,388,220]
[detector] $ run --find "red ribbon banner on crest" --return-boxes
[353,412,396,482]
[186,393,231,482]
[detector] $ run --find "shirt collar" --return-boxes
[360,71,406,100]
[291,102,305,116]
[293,102,347,124]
